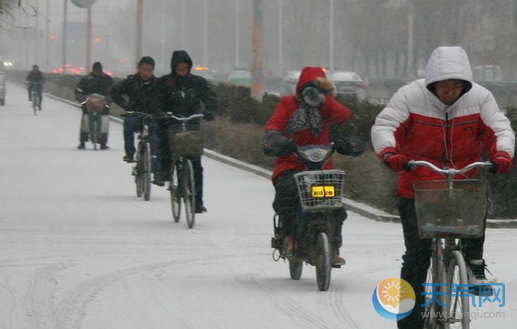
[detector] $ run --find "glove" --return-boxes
[204,112,215,121]
[334,136,366,157]
[302,87,326,107]
[263,130,297,157]
[491,155,512,174]
[384,153,409,172]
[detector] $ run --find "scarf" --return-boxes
[286,96,324,137]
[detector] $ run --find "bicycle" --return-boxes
[121,111,156,201]
[271,143,346,291]
[164,113,204,229]
[81,94,108,151]
[29,81,43,115]
[408,160,493,329]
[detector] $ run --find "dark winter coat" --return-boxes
[110,74,164,117]
[75,73,114,104]
[157,51,217,122]
[26,71,45,84]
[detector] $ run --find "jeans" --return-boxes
[397,197,486,329]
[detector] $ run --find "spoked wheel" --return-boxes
[142,143,152,201]
[446,250,470,329]
[315,232,331,291]
[424,251,448,329]
[91,118,98,151]
[32,97,38,115]
[183,159,196,229]
[135,150,143,198]
[170,161,181,223]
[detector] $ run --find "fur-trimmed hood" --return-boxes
[296,67,336,97]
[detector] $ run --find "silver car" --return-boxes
[327,70,367,100]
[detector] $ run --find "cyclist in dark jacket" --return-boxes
[156,50,217,213]
[75,62,114,150]
[111,56,165,163]
[26,65,45,106]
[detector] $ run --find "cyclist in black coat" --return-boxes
[75,62,114,149]
[156,50,217,213]
[111,56,165,163]
[26,65,45,106]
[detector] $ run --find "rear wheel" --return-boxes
[170,161,181,222]
[446,250,470,329]
[91,117,98,151]
[424,248,448,328]
[184,159,196,229]
[315,232,331,291]
[142,142,152,201]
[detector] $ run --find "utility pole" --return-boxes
[46,0,50,71]
[329,0,334,71]
[251,0,263,100]
[235,0,240,68]
[136,0,143,62]
[278,0,283,75]
[406,1,414,82]
[180,0,185,49]
[35,0,39,66]
[62,0,68,73]
[203,0,208,67]
[86,6,92,71]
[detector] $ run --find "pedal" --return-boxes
[332,264,342,269]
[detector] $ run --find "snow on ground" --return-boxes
[0,83,515,328]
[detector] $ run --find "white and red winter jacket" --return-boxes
[371,46,515,198]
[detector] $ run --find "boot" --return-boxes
[467,259,493,295]
[332,250,346,266]
[77,142,85,149]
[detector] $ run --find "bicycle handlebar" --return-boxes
[408,160,493,180]
[165,113,204,122]
[120,111,154,119]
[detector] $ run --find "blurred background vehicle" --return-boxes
[226,68,252,87]
[327,70,367,100]
[192,66,218,86]
[0,58,5,105]
[280,70,301,95]
[473,65,503,82]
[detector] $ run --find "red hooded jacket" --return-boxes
[265,67,352,180]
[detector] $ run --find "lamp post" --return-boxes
[136,0,143,62]
[251,0,263,100]
[86,6,92,71]
[406,1,414,82]
[62,0,68,73]
[204,0,208,67]
[278,0,283,75]
[235,0,240,68]
[329,0,334,71]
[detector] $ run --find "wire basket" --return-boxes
[85,94,107,113]
[414,180,487,239]
[168,125,204,156]
[294,170,345,212]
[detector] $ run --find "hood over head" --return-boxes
[424,46,473,95]
[296,67,327,95]
[170,50,193,74]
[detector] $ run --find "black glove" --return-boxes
[263,130,297,157]
[204,112,215,121]
[302,87,325,107]
[334,136,366,157]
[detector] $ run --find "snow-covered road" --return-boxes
[1,83,515,329]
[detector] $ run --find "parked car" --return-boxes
[0,72,6,106]
[280,70,301,95]
[326,70,367,100]
[473,65,503,82]
[192,66,218,86]
[226,68,252,87]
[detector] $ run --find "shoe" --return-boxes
[152,176,165,186]
[332,251,346,266]
[468,259,492,295]
[123,155,135,163]
[195,204,207,214]
[77,142,85,149]
[100,145,110,150]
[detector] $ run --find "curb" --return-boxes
[19,82,516,229]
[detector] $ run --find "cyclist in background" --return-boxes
[371,46,515,329]
[26,65,45,107]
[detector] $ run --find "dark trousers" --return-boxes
[123,116,157,157]
[28,85,42,106]
[272,170,346,249]
[157,125,204,205]
[397,198,486,329]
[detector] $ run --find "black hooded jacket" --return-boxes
[75,72,114,104]
[157,50,217,120]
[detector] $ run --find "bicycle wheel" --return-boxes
[170,160,181,222]
[424,245,448,329]
[32,96,38,115]
[135,147,143,198]
[183,159,196,229]
[91,117,98,151]
[446,250,470,329]
[315,232,331,291]
[142,142,152,201]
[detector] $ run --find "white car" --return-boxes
[326,70,367,100]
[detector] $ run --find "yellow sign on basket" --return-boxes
[311,186,335,198]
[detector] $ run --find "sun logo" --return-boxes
[372,277,416,321]
[381,280,405,308]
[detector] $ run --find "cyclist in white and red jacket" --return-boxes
[372,46,515,329]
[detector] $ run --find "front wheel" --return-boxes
[183,159,196,229]
[170,161,181,222]
[142,143,152,201]
[445,250,470,329]
[315,232,331,291]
